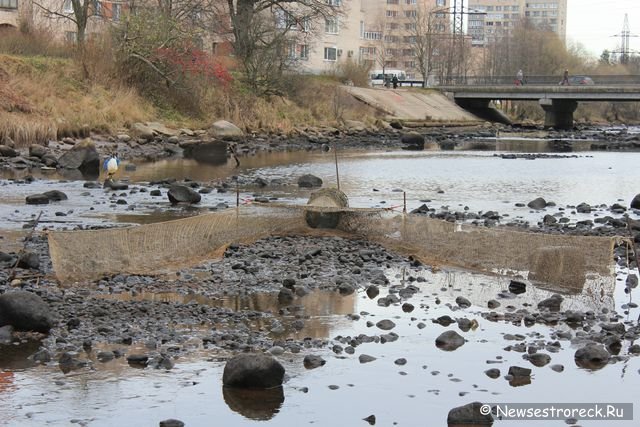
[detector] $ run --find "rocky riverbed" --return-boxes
[2,124,640,426]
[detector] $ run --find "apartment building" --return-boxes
[0,0,24,29]
[303,0,449,79]
[467,0,567,46]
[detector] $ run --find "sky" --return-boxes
[566,0,640,58]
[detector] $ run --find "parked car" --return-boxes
[568,76,595,85]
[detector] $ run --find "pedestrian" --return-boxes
[515,69,524,86]
[392,75,399,89]
[561,69,570,86]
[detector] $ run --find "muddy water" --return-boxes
[1,265,639,426]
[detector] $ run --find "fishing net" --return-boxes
[48,204,617,289]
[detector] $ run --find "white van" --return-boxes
[369,69,407,87]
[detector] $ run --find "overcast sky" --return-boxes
[567,0,640,58]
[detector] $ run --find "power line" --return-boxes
[610,13,639,63]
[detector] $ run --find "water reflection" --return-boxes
[99,290,356,340]
[222,386,284,420]
[0,341,40,370]
[182,141,228,166]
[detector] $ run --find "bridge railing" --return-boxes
[436,75,640,86]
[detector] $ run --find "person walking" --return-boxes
[515,69,524,86]
[561,69,570,85]
[392,75,399,89]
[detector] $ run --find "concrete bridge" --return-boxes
[440,85,640,129]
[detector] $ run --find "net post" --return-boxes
[403,192,407,214]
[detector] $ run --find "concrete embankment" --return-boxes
[344,86,482,124]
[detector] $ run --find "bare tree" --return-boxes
[32,0,97,46]
[409,3,444,86]
[226,0,342,94]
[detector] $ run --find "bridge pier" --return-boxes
[539,99,578,130]
[454,99,512,125]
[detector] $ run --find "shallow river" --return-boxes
[1,136,639,426]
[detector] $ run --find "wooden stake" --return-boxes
[403,192,407,214]
[9,211,43,281]
[333,141,340,191]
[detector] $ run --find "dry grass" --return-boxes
[0,54,154,146]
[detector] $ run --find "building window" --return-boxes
[300,44,309,60]
[62,0,73,13]
[0,0,18,8]
[387,0,399,4]
[325,18,338,34]
[405,0,416,4]
[325,0,341,5]
[94,0,103,17]
[404,10,416,18]
[324,47,337,61]
[386,10,398,18]
[360,20,364,38]
[436,0,446,6]
[112,3,121,21]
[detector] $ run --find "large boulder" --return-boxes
[305,188,348,229]
[29,144,48,159]
[131,122,155,141]
[527,197,547,210]
[0,145,18,157]
[0,291,55,333]
[211,120,243,140]
[43,190,68,201]
[447,402,494,426]
[298,174,323,188]
[57,139,100,176]
[25,194,49,205]
[435,330,465,351]
[574,344,610,370]
[182,140,228,166]
[222,353,285,389]
[167,184,201,204]
[400,132,425,151]
[631,193,640,210]
[146,122,178,137]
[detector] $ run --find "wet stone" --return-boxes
[485,368,501,379]
[435,330,465,351]
[376,319,396,331]
[303,355,326,369]
[359,354,377,364]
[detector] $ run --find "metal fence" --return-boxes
[436,75,640,86]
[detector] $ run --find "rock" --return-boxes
[57,139,100,176]
[344,120,366,132]
[338,282,355,295]
[0,291,54,333]
[527,197,547,209]
[103,179,129,191]
[168,184,201,204]
[116,134,132,142]
[389,120,403,130]
[376,319,396,331]
[526,352,551,367]
[550,364,564,372]
[543,214,558,225]
[434,315,455,326]
[485,368,501,379]
[211,120,243,140]
[435,330,465,351]
[508,366,531,377]
[574,344,610,370]
[97,351,115,362]
[488,300,501,309]
[0,145,18,157]
[363,414,376,425]
[631,194,640,210]
[146,122,178,137]
[455,296,471,308]
[537,294,563,311]
[131,123,155,140]
[298,174,323,188]
[25,194,49,205]
[29,144,48,158]
[150,189,162,197]
[43,190,68,201]
[447,402,494,426]
[576,202,592,213]
[223,353,285,389]
[359,354,377,364]
[17,251,39,269]
[159,420,185,427]
[366,285,379,299]
[508,280,526,294]
[126,354,149,367]
[303,355,326,369]
[277,288,294,304]
[400,132,425,150]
